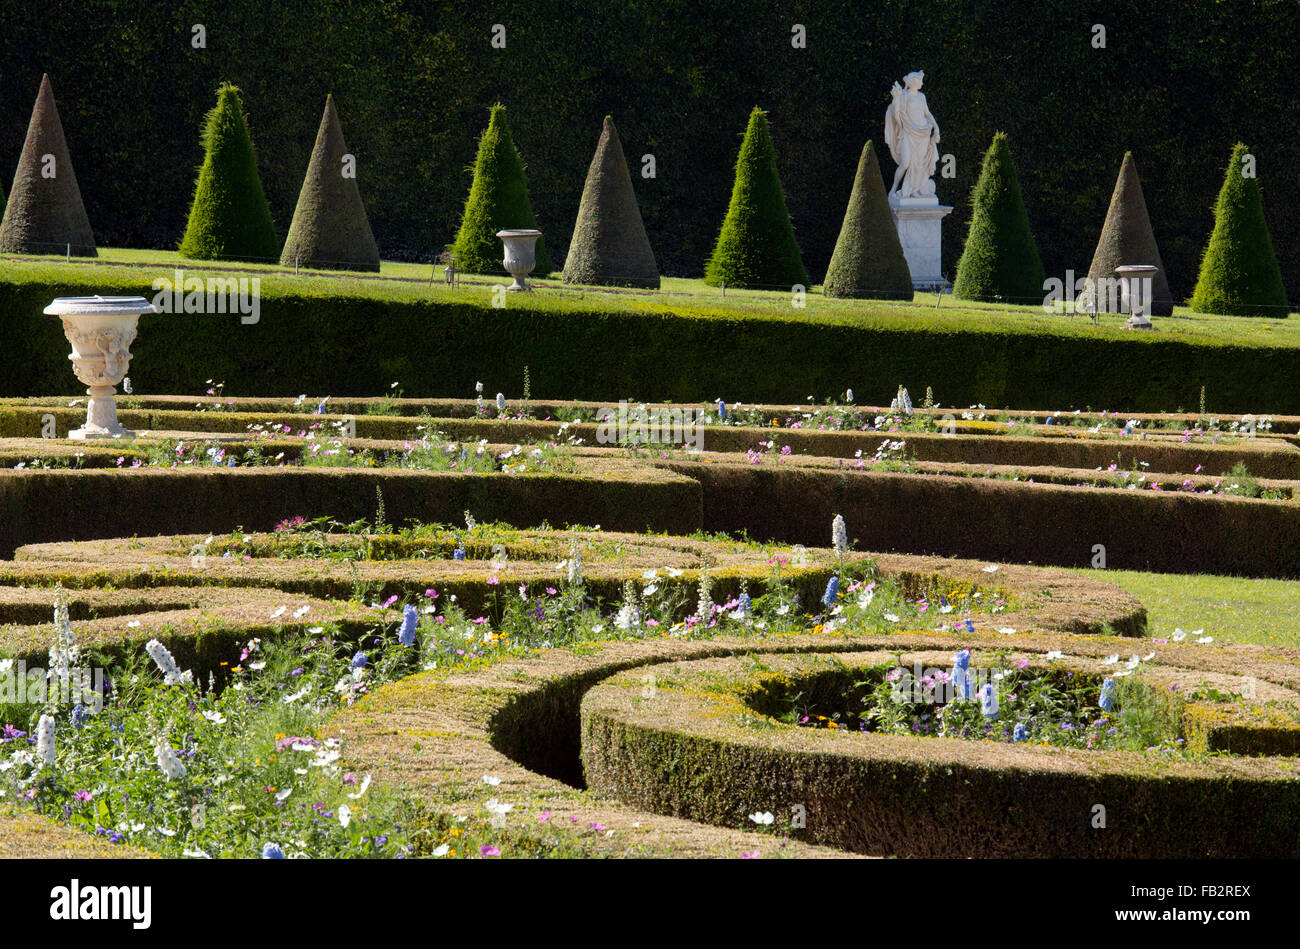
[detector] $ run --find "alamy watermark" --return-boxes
[595,401,704,452]
[0,659,105,712]
[151,269,260,324]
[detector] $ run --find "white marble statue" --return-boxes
[884,71,940,200]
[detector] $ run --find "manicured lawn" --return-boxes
[1073,567,1300,649]
[3,246,1298,347]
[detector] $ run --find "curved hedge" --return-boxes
[581,648,1300,857]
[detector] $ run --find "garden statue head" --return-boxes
[904,71,924,90]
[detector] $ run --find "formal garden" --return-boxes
[1,3,1299,866]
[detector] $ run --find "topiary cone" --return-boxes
[823,142,913,300]
[562,116,659,289]
[952,132,1044,304]
[703,107,808,289]
[280,94,380,272]
[0,74,97,257]
[1086,153,1174,316]
[1189,143,1288,317]
[451,104,551,276]
[179,82,280,262]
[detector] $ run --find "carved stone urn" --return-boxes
[496,229,543,291]
[44,295,158,438]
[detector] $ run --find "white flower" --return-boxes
[1045,651,1063,661]
[270,606,286,619]
[482,774,501,786]
[293,606,310,618]
[126,620,141,629]
[997,627,1017,635]
[884,613,900,623]
[832,514,847,556]
[1171,628,1187,642]
[36,715,56,767]
[276,788,293,802]
[154,738,187,780]
[338,804,352,828]
[981,564,999,573]
[484,798,513,816]
[201,710,227,725]
[748,811,774,825]
[347,775,372,799]
[1196,636,1214,644]
[144,639,192,686]
[432,843,450,857]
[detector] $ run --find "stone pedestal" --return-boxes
[889,195,953,291]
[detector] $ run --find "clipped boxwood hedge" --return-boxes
[5,269,1300,413]
[581,649,1300,857]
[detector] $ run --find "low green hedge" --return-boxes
[667,460,1300,578]
[5,268,1300,412]
[581,651,1300,857]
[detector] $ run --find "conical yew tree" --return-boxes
[179,82,280,262]
[1086,153,1174,316]
[451,104,551,276]
[1190,143,1288,317]
[280,94,381,272]
[703,107,808,289]
[562,116,659,288]
[0,74,97,256]
[952,132,1044,303]
[823,142,913,299]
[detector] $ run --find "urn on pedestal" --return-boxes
[496,229,543,291]
[43,295,158,438]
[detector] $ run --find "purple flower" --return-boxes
[398,604,419,647]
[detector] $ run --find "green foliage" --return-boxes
[1189,144,1289,317]
[562,117,659,288]
[703,107,808,289]
[953,133,1045,304]
[0,74,97,257]
[823,142,912,300]
[1086,153,1174,316]
[451,105,551,276]
[279,94,380,272]
[178,83,280,262]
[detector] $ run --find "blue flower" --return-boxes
[262,843,285,859]
[953,650,970,671]
[351,651,368,669]
[398,604,418,647]
[453,548,466,560]
[70,704,88,729]
[980,683,999,720]
[717,399,727,421]
[316,399,328,415]
[736,592,752,619]
[822,575,839,607]
[1013,723,1027,742]
[964,618,975,634]
[1099,677,1116,712]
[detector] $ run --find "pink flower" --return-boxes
[73,790,93,802]
[480,845,500,857]
[382,595,398,608]
[545,587,557,596]
[538,810,551,822]
[486,575,500,586]
[425,588,438,599]
[740,851,760,859]
[342,773,357,785]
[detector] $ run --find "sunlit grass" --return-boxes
[1073,567,1300,649]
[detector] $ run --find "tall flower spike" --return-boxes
[145,639,193,686]
[566,543,583,585]
[398,603,419,647]
[696,565,713,624]
[832,514,847,556]
[1099,677,1117,712]
[980,683,999,720]
[496,393,506,413]
[822,575,840,607]
[1013,722,1027,742]
[735,592,752,621]
[36,714,56,766]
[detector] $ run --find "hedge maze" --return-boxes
[2,392,1297,859]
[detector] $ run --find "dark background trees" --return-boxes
[2,0,1296,302]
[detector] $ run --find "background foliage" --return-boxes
[1,0,1298,300]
